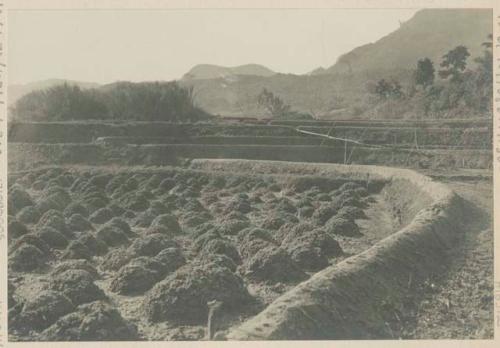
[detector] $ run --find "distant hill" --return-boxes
[182,64,276,80]
[318,9,492,75]
[8,79,100,106]
[183,9,492,118]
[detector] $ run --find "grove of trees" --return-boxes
[366,34,493,119]
[10,81,211,122]
[257,88,312,120]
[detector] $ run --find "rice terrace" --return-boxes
[5,7,494,342]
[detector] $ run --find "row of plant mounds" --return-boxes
[8,166,377,339]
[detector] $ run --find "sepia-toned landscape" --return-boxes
[6,8,494,341]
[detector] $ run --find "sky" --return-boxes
[8,8,419,85]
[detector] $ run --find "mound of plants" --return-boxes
[89,207,115,224]
[151,214,182,235]
[39,300,139,341]
[336,206,368,220]
[77,233,109,256]
[48,269,107,306]
[17,205,41,224]
[193,230,222,252]
[200,238,241,265]
[35,195,67,214]
[238,227,278,260]
[63,202,89,218]
[298,206,315,219]
[217,218,250,236]
[8,218,30,240]
[9,243,48,272]
[109,261,162,295]
[180,213,212,229]
[281,228,343,271]
[10,233,52,256]
[8,185,33,215]
[96,225,130,247]
[241,245,306,283]
[144,262,252,324]
[37,210,70,237]
[9,290,75,333]
[100,249,135,272]
[128,233,178,257]
[325,216,362,237]
[105,217,134,237]
[195,253,237,272]
[312,203,340,225]
[61,240,93,260]
[82,197,109,215]
[261,211,298,230]
[224,196,252,214]
[36,226,69,249]
[51,259,100,280]
[153,248,186,274]
[67,214,94,232]
[275,197,297,214]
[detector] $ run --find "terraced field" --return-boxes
[8,165,399,340]
[6,120,493,341]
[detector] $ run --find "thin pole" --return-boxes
[344,137,347,164]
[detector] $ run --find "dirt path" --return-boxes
[401,175,494,339]
[338,192,400,257]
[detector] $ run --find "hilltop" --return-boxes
[182,64,276,80]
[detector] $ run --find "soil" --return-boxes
[8,165,396,341]
[395,173,494,339]
[7,165,493,341]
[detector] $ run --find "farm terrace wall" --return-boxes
[8,143,493,172]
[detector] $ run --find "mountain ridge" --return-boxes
[317,8,492,75]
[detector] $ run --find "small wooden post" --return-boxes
[344,138,347,164]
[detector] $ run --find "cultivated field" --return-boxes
[7,119,494,340]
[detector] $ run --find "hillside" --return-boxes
[182,8,491,118]
[182,64,276,80]
[180,69,413,118]
[8,79,100,106]
[322,9,492,74]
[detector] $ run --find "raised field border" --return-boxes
[7,143,492,171]
[190,159,465,340]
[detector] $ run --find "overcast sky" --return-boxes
[8,8,419,85]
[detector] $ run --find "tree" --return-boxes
[475,33,493,84]
[373,79,403,99]
[469,34,494,113]
[438,45,470,82]
[257,88,291,118]
[482,33,493,49]
[10,81,210,122]
[414,58,435,88]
